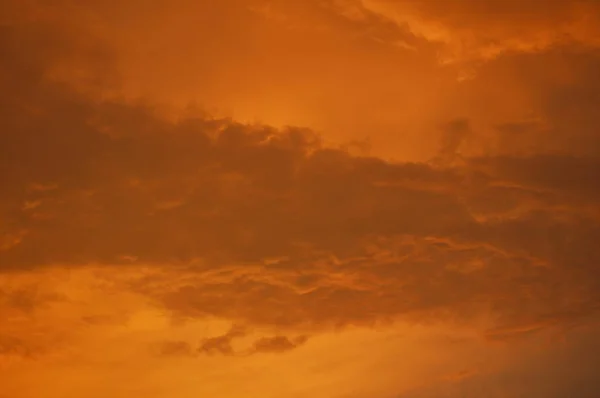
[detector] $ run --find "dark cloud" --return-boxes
[250,335,309,354]
[154,340,194,357]
[469,155,600,202]
[1,16,600,342]
[0,286,63,313]
[466,48,600,157]
[196,324,307,356]
[0,335,37,358]
[3,3,600,398]
[198,324,247,356]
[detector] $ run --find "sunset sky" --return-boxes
[2,1,600,397]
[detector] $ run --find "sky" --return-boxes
[1,0,600,397]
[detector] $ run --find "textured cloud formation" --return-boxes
[155,326,307,357]
[2,1,600,397]
[250,335,309,354]
[351,0,600,63]
[1,19,600,337]
[198,325,247,356]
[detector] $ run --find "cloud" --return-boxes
[0,335,40,358]
[2,4,600,398]
[1,12,600,347]
[198,324,247,356]
[250,335,309,354]
[196,325,308,356]
[353,0,600,64]
[154,340,194,357]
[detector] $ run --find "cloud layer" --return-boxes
[1,2,600,397]
[354,0,600,63]
[1,18,600,335]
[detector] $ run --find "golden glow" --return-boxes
[2,1,600,397]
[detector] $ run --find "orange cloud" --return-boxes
[198,324,247,356]
[250,335,309,354]
[353,0,600,64]
[1,18,600,336]
[2,1,600,397]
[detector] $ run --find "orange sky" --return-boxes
[2,1,600,397]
